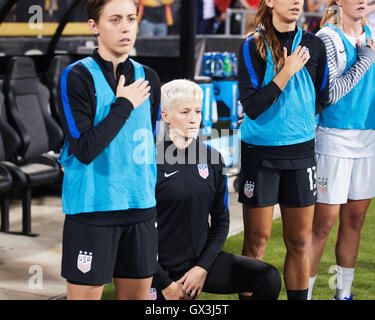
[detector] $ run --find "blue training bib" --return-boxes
[59,57,157,214]
[319,24,375,130]
[240,27,316,146]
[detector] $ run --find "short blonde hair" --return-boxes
[161,79,203,113]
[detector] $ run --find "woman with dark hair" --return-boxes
[58,0,161,300]
[237,0,329,300]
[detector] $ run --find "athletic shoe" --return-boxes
[333,294,354,300]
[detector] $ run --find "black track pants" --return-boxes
[157,251,281,300]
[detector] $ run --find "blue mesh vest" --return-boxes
[59,57,157,214]
[240,27,316,146]
[319,23,375,130]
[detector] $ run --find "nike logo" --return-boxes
[164,170,179,178]
[339,50,345,53]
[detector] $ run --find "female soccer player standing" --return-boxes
[237,0,329,300]
[308,0,375,300]
[58,0,161,299]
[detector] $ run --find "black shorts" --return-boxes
[61,212,158,286]
[238,161,317,207]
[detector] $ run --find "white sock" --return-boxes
[335,265,355,300]
[308,275,317,300]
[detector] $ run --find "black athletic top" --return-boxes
[238,26,330,161]
[152,138,229,290]
[58,49,161,225]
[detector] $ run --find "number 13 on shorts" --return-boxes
[307,166,317,191]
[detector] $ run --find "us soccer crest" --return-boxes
[77,251,93,274]
[317,177,328,193]
[197,164,209,179]
[149,288,157,300]
[244,181,255,198]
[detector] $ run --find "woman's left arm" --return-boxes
[144,66,161,136]
[196,157,230,271]
[177,156,229,298]
[313,37,330,114]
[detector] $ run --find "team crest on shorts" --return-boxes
[244,181,255,198]
[149,288,157,300]
[77,251,93,274]
[317,177,328,193]
[197,164,209,179]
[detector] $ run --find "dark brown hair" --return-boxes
[244,0,284,72]
[86,0,140,22]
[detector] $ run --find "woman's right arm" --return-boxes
[317,30,375,105]
[58,65,148,164]
[238,38,282,120]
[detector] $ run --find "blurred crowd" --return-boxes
[1,0,375,35]
[140,0,375,36]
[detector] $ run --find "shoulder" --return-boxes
[316,26,345,59]
[316,25,341,45]
[142,64,161,85]
[60,61,94,93]
[302,30,326,51]
[241,32,261,51]
[142,64,161,96]
[239,32,264,64]
[62,61,92,82]
[316,27,345,63]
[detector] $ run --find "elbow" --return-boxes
[241,98,273,120]
[216,217,230,234]
[77,157,92,165]
[74,153,93,165]
[326,85,337,105]
[244,110,259,120]
[242,105,259,120]
[327,95,336,105]
[71,145,96,165]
